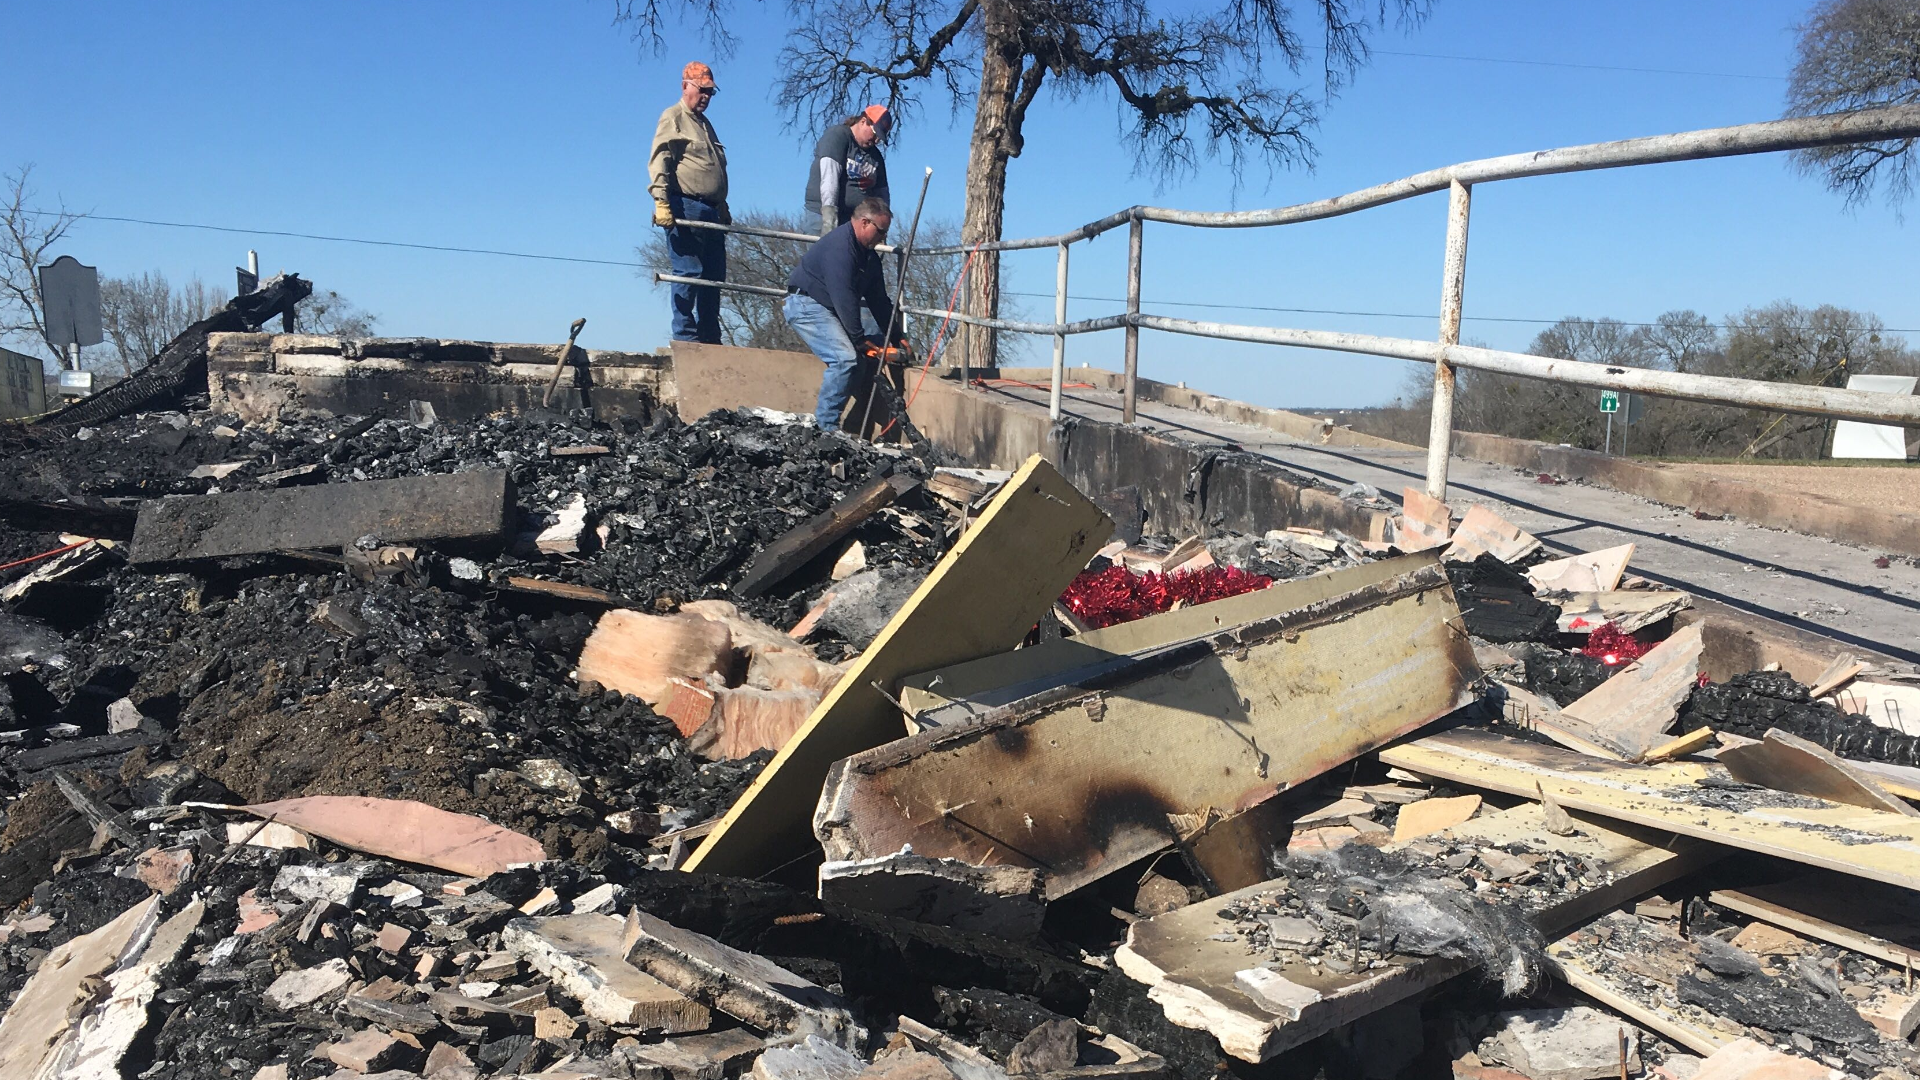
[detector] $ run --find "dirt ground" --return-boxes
[1663,461,1920,507]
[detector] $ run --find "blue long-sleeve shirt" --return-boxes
[787,222,895,347]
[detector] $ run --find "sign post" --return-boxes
[1599,389,1620,455]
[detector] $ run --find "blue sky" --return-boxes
[4,1,1913,408]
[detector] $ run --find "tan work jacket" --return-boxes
[647,102,728,204]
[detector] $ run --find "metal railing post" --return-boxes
[1051,242,1069,419]
[1124,216,1142,424]
[1425,179,1471,501]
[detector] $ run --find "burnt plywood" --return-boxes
[1113,803,1705,1062]
[816,561,1481,898]
[130,470,514,563]
[1381,728,1920,891]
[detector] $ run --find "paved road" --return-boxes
[986,383,1920,665]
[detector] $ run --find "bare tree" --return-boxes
[1,164,87,363]
[638,209,1018,359]
[296,288,379,338]
[615,0,1429,370]
[1787,0,1920,207]
[1642,310,1717,373]
[100,272,222,377]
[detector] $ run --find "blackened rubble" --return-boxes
[1683,670,1920,767]
[0,406,956,857]
[11,382,1920,1080]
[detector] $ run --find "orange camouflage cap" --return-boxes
[683,62,717,90]
[861,104,893,133]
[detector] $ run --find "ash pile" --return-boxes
[5,389,1920,1080]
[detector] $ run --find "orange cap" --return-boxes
[861,104,893,133]
[682,61,717,90]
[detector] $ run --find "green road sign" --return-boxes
[1599,390,1620,414]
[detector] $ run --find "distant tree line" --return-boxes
[1347,303,1920,460]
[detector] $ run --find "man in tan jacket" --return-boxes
[649,61,730,344]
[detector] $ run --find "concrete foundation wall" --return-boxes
[993,363,1920,560]
[205,332,670,424]
[901,377,1388,540]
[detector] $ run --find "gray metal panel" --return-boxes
[39,255,103,347]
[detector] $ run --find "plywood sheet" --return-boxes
[817,561,1479,898]
[1527,543,1634,594]
[684,455,1112,877]
[1443,504,1540,564]
[1379,728,1920,891]
[1559,622,1703,759]
[1718,729,1919,817]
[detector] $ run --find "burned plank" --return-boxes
[0,496,139,541]
[816,558,1479,898]
[501,575,628,606]
[685,456,1112,878]
[735,473,918,599]
[1711,872,1920,969]
[503,914,712,1030]
[1554,590,1692,635]
[1547,909,1912,1068]
[1380,727,1920,891]
[622,908,863,1048]
[1112,802,1707,1062]
[0,896,161,1077]
[129,470,514,564]
[1719,727,1920,816]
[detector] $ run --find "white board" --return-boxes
[1831,375,1917,460]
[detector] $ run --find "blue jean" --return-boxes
[784,293,865,431]
[667,195,726,343]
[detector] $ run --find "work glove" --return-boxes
[653,199,675,228]
[820,204,838,235]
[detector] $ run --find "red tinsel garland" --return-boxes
[1581,622,1650,667]
[1058,564,1274,630]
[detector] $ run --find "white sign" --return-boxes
[56,369,93,397]
[1831,374,1917,460]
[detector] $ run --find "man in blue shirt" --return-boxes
[784,197,906,433]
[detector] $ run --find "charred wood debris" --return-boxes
[1,390,1918,1080]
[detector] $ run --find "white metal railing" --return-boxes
[656,105,1920,499]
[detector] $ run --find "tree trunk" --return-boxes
[959,0,1021,372]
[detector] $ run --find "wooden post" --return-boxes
[1124,216,1142,424]
[1425,179,1471,501]
[1050,241,1069,420]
